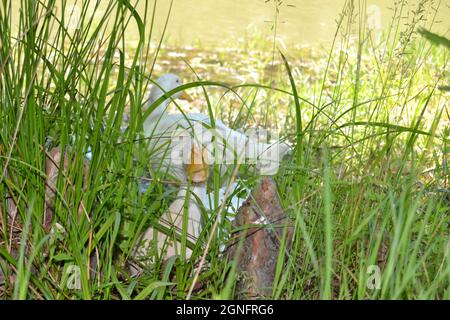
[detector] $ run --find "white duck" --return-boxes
[142,73,290,181]
[131,73,290,272]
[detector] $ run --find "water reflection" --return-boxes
[127,0,450,46]
[10,0,449,47]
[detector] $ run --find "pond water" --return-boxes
[120,0,449,47]
[153,0,450,47]
[11,0,450,47]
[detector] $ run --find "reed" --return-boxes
[0,0,448,299]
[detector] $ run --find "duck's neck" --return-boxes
[143,97,170,133]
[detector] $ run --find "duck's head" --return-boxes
[149,73,192,104]
[145,73,192,122]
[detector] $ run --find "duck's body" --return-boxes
[132,183,206,266]
[131,179,245,274]
[143,75,289,181]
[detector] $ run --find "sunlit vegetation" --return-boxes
[0,0,448,299]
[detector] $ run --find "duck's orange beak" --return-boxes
[186,144,209,183]
[179,91,193,102]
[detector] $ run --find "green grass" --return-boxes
[0,0,449,300]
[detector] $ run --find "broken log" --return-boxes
[44,146,89,232]
[226,177,293,299]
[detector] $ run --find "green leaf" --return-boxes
[53,253,74,262]
[134,281,175,300]
[418,28,450,50]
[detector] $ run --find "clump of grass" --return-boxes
[0,0,449,300]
